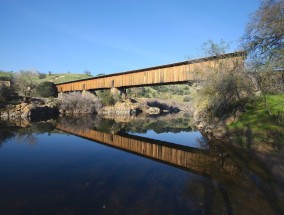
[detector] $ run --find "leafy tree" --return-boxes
[36,81,58,97]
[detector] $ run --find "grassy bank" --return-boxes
[36,73,92,84]
[228,94,284,152]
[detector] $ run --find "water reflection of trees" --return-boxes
[57,113,197,135]
[0,120,56,147]
[0,122,15,147]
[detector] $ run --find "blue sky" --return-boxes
[0,0,260,75]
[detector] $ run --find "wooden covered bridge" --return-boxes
[55,51,246,94]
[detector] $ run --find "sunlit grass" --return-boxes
[229,94,284,151]
[36,74,92,84]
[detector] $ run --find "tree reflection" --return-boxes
[57,112,197,135]
[0,120,56,146]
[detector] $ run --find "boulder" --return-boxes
[145,107,160,115]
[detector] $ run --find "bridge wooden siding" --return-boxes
[56,51,245,93]
[56,124,240,175]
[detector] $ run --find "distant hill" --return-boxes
[0,71,92,84]
[36,73,92,84]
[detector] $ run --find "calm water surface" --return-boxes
[0,114,282,215]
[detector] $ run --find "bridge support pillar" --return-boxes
[111,87,127,99]
[58,92,63,98]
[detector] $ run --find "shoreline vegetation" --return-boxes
[0,92,283,152]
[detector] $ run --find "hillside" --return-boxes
[0,71,92,84]
[35,73,92,84]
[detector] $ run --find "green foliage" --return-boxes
[126,84,190,101]
[229,94,284,151]
[97,90,115,106]
[0,84,11,102]
[36,82,58,98]
[0,71,13,81]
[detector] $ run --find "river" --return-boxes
[0,114,283,215]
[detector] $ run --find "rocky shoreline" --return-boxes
[0,99,58,121]
[0,97,191,121]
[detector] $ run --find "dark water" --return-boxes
[0,114,283,215]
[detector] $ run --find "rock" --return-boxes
[15,104,21,111]
[0,112,9,120]
[197,121,206,129]
[20,103,28,109]
[225,116,235,125]
[21,104,34,118]
[145,107,160,115]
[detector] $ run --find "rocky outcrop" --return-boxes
[145,107,160,115]
[0,100,59,120]
[100,99,140,117]
[193,108,244,140]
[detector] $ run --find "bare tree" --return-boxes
[13,70,38,100]
[242,0,284,68]
[191,41,253,119]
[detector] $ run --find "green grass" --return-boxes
[0,71,92,84]
[229,94,284,152]
[35,73,92,84]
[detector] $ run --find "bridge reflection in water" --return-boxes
[55,121,282,214]
[56,123,239,177]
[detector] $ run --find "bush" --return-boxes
[0,84,10,102]
[36,82,58,97]
[191,62,254,118]
[58,91,102,114]
[97,90,115,106]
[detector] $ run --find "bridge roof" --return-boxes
[56,51,246,85]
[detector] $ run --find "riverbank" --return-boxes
[194,94,284,202]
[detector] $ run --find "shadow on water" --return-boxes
[0,114,283,214]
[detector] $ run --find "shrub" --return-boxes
[0,84,10,102]
[36,82,58,97]
[58,91,102,114]
[97,90,115,106]
[191,63,254,118]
